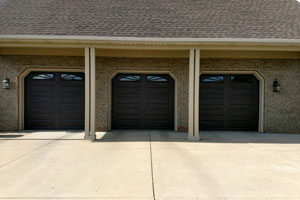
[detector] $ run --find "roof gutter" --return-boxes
[1,35,300,43]
[1,35,300,50]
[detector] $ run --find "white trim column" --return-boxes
[84,47,96,140]
[188,49,200,141]
[194,49,200,137]
[90,47,96,139]
[84,47,90,139]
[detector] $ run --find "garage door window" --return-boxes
[32,73,54,80]
[201,75,224,83]
[61,73,83,81]
[118,75,140,82]
[146,75,168,82]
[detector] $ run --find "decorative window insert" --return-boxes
[32,73,54,80]
[61,73,83,81]
[200,75,224,83]
[118,75,140,82]
[146,75,168,82]
[230,75,253,83]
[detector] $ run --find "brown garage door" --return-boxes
[112,74,174,130]
[25,72,84,129]
[199,74,259,131]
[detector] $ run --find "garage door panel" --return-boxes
[144,92,170,98]
[59,85,84,93]
[29,95,55,102]
[144,115,170,120]
[145,87,169,94]
[228,116,254,121]
[25,72,84,130]
[114,119,141,129]
[58,120,85,128]
[29,91,55,96]
[30,107,56,115]
[57,112,84,119]
[200,104,224,109]
[116,92,140,97]
[145,97,169,104]
[144,108,169,115]
[145,105,172,111]
[228,121,254,129]
[29,103,55,109]
[59,105,84,114]
[116,87,141,94]
[229,87,254,95]
[114,107,140,115]
[116,97,141,104]
[200,116,225,121]
[30,120,55,127]
[114,115,141,120]
[200,98,224,105]
[229,98,254,105]
[200,109,224,116]
[112,74,174,130]
[28,114,55,120]
[59,93,85,98]
[200,74,259,131]
[59,97,84,104]
[144,119,169,128]
[200,120,224,129]
[229,109,253,116]
[29,85,55,92]
[200,87,224,95]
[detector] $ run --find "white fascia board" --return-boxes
[0,35,300,45]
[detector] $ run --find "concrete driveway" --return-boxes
[1,130,300,200]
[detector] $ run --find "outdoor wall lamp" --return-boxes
[273,79,280,92]
[2,78,10,89]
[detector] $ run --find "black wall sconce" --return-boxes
[2,78,10,89]
[273,79,280,92]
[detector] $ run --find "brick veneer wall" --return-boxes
[0,55,84,131]
[0,55,299,134]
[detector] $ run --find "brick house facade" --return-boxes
[1,54,299,135]
[0,0,300,140]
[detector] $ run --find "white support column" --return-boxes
[194,49,200,138]
[188,49,195,140]
[84,47,91,139]
[84,47,96,140]
[90,47,96,139]
[188,49,200,141]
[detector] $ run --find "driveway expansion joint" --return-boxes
[149,131,156,200]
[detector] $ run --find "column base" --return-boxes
[187,135,200,141]
[84,135,96,140]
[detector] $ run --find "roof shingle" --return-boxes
[0,0,300,39]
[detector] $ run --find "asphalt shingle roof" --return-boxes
[0,0,300,39]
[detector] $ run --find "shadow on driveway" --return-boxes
[1,130,300,144]
[95,130,300,144]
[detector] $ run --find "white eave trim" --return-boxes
[1,35,300,45]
